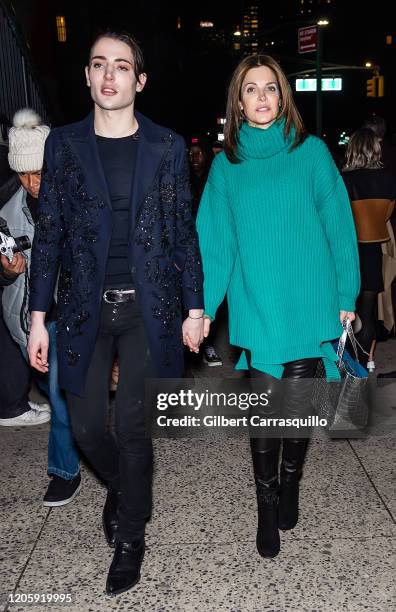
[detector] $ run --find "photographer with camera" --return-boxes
[0,109,81,507]
[0,116,43,428]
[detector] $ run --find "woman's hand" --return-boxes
[340,310,355,324]
[203,316,211,338]
[183,310,204,353]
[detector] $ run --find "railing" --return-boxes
[0,0,50,125]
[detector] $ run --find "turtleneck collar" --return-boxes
[238,118,294,160]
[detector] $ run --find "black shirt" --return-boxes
[96,133,139,289]
[190,169,209,219]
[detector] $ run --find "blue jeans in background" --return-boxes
[36,321,80,480]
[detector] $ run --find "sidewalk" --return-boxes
[1,322,395,611]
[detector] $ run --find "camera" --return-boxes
[0,216,31,263]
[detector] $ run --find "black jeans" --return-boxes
[355,290,377,367]
[0,302,31,418]
[248,356,319,489]
[66,299,153,542]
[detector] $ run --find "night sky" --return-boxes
[6,0,396,151]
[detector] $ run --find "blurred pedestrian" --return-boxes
[342,127,396,369]
[0,113,50,427]
[364,115,396,178]
[189,139,222,366]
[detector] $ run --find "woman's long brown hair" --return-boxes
[224,54,307,164]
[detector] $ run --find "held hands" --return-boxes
[182,309,211,353]
[28,314,49,373]
[340,311,355,324]
[1,253,26,277]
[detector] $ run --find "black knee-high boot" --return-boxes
[250,438,281,558]
[278,438,309,530]
[278,361,318,531]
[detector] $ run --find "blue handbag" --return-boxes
[330,341,368,379]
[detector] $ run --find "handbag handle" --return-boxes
[336,318,360,364]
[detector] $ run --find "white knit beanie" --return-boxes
[8,109,50,172]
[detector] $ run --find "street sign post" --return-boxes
[298,26,317,53]
[296,77,342,91]
[297,24,326,136]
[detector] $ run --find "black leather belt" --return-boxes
[103,289,136,304]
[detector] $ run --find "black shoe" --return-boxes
[278,481,299,530]
[202,345,223,366]
[106,540,145,596]
[43,474,81,507]
[103,488,121,548]
[278,438,308,530]
[256,489,280,558]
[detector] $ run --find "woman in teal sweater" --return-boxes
[196,55,360,559]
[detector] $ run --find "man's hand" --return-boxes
[1,253,26,277]
[203,316,211,338]
[28,312,49,373]
[183,309,204,353]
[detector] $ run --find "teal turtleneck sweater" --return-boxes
[196,119,360,378]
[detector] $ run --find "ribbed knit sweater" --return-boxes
[196,119,361,378]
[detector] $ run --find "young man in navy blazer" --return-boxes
[28,31,204,595]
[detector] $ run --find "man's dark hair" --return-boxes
[89,30,145,81]
[364,115,386,140]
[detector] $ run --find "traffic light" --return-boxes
[377,75,384,97]
[366,75,385,98]
[367,77,376,97]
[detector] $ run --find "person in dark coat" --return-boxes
[189,139,222,366]
[28,30,204,596]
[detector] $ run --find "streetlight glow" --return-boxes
[317,19,329,26]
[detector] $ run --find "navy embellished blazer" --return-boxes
[29,112,204,396]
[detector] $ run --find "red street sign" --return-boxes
[298,26,317,53]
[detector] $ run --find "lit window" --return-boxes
[56,16,66,42]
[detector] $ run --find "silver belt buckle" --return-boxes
[103,289,119,303]
[103,289,135,303]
